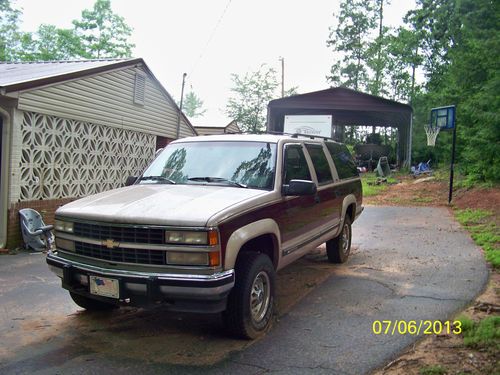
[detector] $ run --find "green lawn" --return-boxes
[455,209,500,268]
[361,172,399,197]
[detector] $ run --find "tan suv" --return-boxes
[47,134,362,339]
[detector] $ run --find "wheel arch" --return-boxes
[224,219,280,270]
[342,194,357,224]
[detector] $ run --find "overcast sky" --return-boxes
[15,0,416,126]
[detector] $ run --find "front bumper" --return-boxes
[46,252,235,313]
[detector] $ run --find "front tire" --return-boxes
[326,216,352,263]
[70,292,118,311]
[223,252,275,339]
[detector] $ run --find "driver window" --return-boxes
[283,145,311,184]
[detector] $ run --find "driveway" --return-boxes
[0,206,488,374]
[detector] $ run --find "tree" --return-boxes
[326,0,376,91]
[405,0,499,182]
[366,0,390,96]
[73,0,134,58]
[0,0,24,61]
[384,27,422,103]
[226,65,280,133]
[182,92,207,118]
[26,24,83,61]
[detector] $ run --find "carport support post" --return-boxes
[448,117,457,204]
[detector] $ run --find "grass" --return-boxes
[419,365,447,375]
[361,172,399,197]
[458,316,500,350]
[454,209,500,268]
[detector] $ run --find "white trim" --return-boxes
[0,106,11,248]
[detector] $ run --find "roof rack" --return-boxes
[267,130,334,141]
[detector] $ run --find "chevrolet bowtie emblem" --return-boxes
[103,239,120,249]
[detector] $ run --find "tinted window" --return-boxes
[305,144,333,184]
[141,141,276,190]
[325,142,359,179]
[283,145,311,184]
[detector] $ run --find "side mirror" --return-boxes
[125,176,138,186]
[282,180,317,196]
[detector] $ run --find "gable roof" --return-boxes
[0,59,141,93]
[268,87,412,129]
[0,58,197,135]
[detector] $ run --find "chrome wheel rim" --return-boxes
[341,223,351,255]
[250,271,271,323]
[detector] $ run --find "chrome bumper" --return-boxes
[47,251,235,312]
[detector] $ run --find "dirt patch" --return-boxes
[365,176,449,207]
[369,176,500,375]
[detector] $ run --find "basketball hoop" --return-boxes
[424,124,441,146]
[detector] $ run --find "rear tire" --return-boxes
[223,252,275,339]
[326,216,352,263]
[70,292,118,311]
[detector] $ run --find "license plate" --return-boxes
[89,276,119,299]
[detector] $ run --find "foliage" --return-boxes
[0,0,23,60]
[454,208,499,268]
[182,92,207,118]
[418,365,447,375]
[226,65,280,133]
[361,172,398,197]
[406,0,500,183]
[0,0,134,61]
[327,0,499,184]
[73,0,134,58]
[459,316,500,349]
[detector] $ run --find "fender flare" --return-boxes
[341,194,357,226]
[224,218,281,270]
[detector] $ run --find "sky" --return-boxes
[15,0,416,126]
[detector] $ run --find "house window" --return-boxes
[134,72,146,105]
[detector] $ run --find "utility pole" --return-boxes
[279,57,284,97]
[176,73,187,139]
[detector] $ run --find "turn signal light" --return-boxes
[208,230,219,246]
[209,251,220,267]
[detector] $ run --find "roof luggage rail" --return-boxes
[267,130,334,141]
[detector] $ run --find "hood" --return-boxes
[56,184,268,227]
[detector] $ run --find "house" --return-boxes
[194,120,241,136]
[0,58,197,249]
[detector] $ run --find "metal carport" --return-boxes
[266,87,413,167]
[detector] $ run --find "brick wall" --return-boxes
[7,198,76,250]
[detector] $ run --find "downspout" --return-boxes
[0,107,11,249]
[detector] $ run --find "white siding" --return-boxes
[226,122,241,133]
[195,127,225,136]
[17,65,195,139]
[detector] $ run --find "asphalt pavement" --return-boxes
[0,206,489,375]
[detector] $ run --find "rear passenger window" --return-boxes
[305,144,333,184]
[325,143,359,179]
[283,145,311,184]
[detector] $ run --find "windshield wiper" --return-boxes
[187,177,247,188]
[138,175,176,184]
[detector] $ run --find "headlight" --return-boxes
[55,238,75,252]
[55,220,74,233]
[166,251,208,266]
[166,251,220,266]
[165,230,218,245]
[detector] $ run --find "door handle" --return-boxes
[314,194,321,204]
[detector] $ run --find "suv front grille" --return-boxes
[75,242,165,265]
[73,222,164,244]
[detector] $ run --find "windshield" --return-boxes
[141,141,277,190]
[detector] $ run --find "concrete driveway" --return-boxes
[0,206,489,375]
